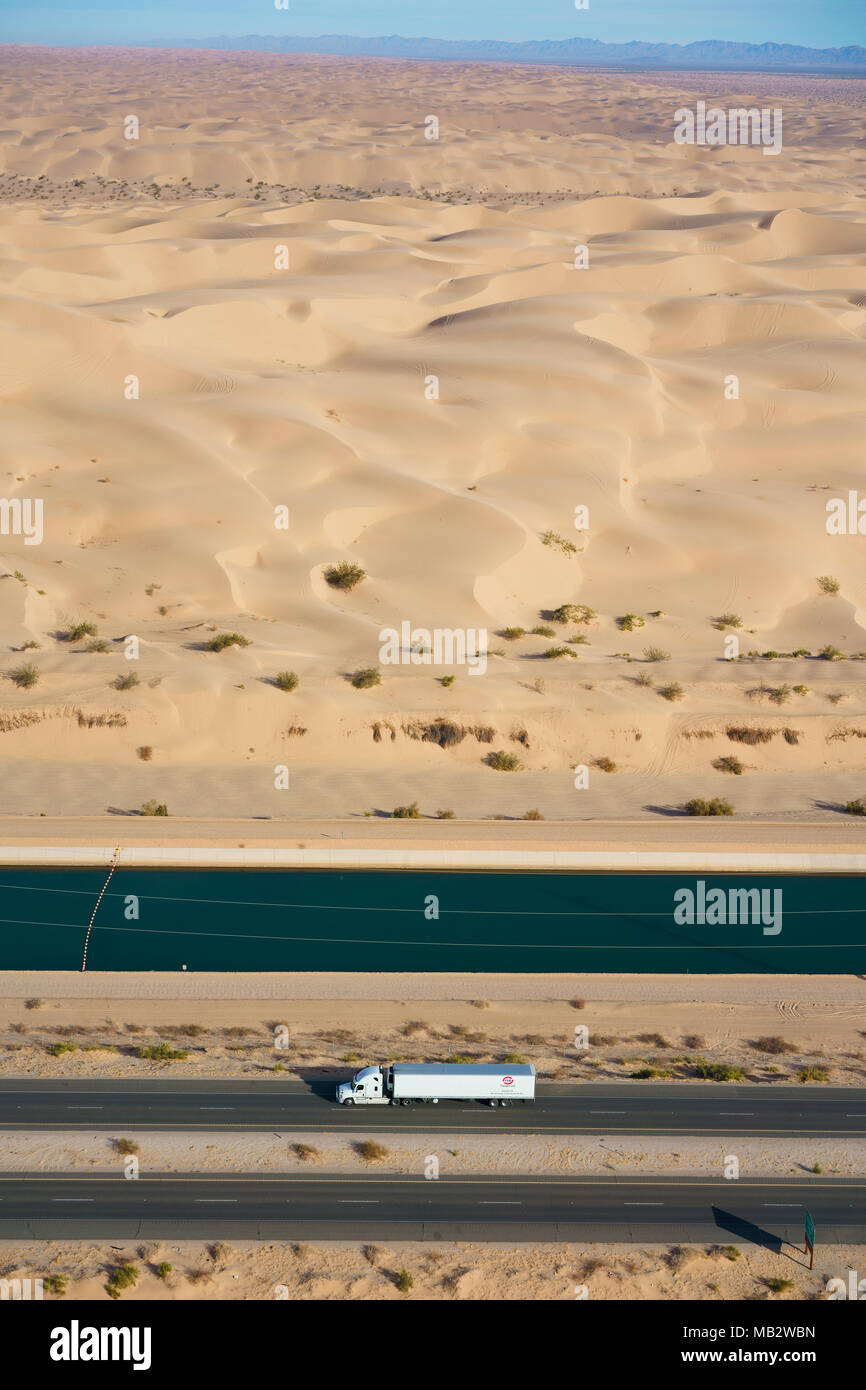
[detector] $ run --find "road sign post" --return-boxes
[805,1210,815,1270]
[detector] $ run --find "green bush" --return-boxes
[114,672,139,690]
[712,756,743,775]
[63,621,97,642]
[551,604,595,625]
[617,614,645,632]
[797,1065,830,1084]
[395,1268,414,1293]
[485,750,521,771]
[392,802,420,818]
[274,671,298,691]
[138,1042,189,1061]
[544,646,577,659]
[500,627,525,640]
[692,1061,745,1081]
[816,575,840,596]
[686,797,733,816]
[155,1263,172,1280]
[324,562,366,591]
[10,663,39,688]
[105,1264,139,1299]
[43,1274,68,1295]
[46,1041,77,1056]
[350,668,381,688]
[207,632,251,651]
[140,800,168,816]
[659,682,684,701]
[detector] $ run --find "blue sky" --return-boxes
[0,0,862,47]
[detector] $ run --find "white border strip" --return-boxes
[0,846,865,872]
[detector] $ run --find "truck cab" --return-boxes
[336,1065,390,1106]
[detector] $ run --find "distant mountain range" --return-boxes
[154,34,866,73]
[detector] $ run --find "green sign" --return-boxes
[805,1211,815,1246]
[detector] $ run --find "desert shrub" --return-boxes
[713,756,744,775]
[274,671,298,691]
[551,604,595,624]
[712,614,742,630]
[752,1036,799,1055]
[114,672,139,690]
[207,632,251,651]
[324,562,366,590]
[726,726,773,745]
[155,1263,172,1280]
[136,745,153,761]
[502,1051,528,1064]
[686,797,734,816]
[395,1268,414,1293]
[43,1274,68,1295]
[105,1264,139,1299]
[87,639,110,653]
[819,644,845,661]
[682,1034,706,1049]
[24,998,43,1010]
[659,682,684,701]
[140,800,168,816]
[817,575,840,596]
[765,1277,795,1294]
[532,625,556,637]
[436,808,456,818]
[544,646,577,659]
[569,998,585,1010]
[10,663,39,688]
[62,621,97,642]
[798,1065,830,1083]
[522,808,544,820]
[350,667,380,688]
[47,1041,77,1056]
[355,1140,388,1162]
[845,798,866,816]
[440,674,456,687]
[693,1061,745,1081]
[138,1042,188,1061]
[635,670,653,687]
[392,802,420,818]
[500,627,525,640]
[114,1138,140,1155]
[593,756,617,772]
[644,646,670,662]
[617,614,645,632]
[292,1143,320,1161]
[485,749,521,771]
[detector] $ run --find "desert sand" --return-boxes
[0,48,864,821]
[1,1236,859,1301]
[1,973,863,1084]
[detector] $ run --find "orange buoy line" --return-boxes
[80,846,121,972]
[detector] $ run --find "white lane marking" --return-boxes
[51,1198,94,1203]
[480,1201,521,1206]
[590,1110,625,1114]
[763,1203,802,1207]
[199,1107,236,1111]
[624,1202,664,1206]
[65,1107,104,1110]
[194,1199,238,1204]
[719,1112,754,1116]
[338,1200,379,1205]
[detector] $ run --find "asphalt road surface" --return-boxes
[0,1080,864,1136]
[0,1173,861,1242]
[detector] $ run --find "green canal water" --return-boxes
[0,869,863,972]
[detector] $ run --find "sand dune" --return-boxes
[0,48,865,820]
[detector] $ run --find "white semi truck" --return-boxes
[336,1062,536,1108]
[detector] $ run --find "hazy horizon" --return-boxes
[0,0,863,48]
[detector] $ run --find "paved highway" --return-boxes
[0,1173,862,1242]
[0,1080,864,1136]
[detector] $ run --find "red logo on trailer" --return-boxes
[502,1075,514,1086]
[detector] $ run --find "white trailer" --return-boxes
[336,1062,535,1108]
